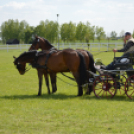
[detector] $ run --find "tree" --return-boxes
[1,19,20,43]
[96,26,105,42]
[110,31,117,40]
[19,20,29,43]
[60,23,69,42]
[120,30,125,39]
[24,26,34,44]
[0,19,29,44]
[34,22,45,37]
[34,20,58,43]
[83,21,94,48]
[0,19,106,44]
[67,22,76,42]
[106,32,111,43]
[60,22,76,42]
[91,26,96,42]
[76,22,85,42]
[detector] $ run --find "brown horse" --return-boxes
[29,36,96,94]
[13,50,88,96]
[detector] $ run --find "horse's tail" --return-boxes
[77,52,87,85]
[86,51,96,73]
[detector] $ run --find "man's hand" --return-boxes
[113,49,118,52]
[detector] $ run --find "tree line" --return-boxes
[0,19,130,44]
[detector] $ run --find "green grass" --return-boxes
[0,50,134,134]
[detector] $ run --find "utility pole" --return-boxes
[57,14,59,49]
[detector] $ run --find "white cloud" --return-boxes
[0,0,58,28]
[2,1,26,9]
[1,0,134,34]
[74,9,94,16]
[1,0,56,10]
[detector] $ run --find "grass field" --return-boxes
[0,50,134,134]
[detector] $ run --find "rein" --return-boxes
[25,65,32,72]
[93,50,113,56]
[56,76,77,87]
[61,73,75,81]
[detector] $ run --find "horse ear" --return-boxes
[13,56,16,59]
[35,35,38,39]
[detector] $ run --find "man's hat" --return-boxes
[125,32,131,36]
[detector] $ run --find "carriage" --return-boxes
[14,36,134,98]
[89,53,134,99]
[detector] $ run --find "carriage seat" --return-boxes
[114,57,134,70]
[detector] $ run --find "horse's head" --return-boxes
[13,52,27,75]
[13,56,26,75]
[13,51,37,75]
[29,35,54,51]
[29,36,44,51]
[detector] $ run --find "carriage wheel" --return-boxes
[93,75,117,99]
[117,75,126,95]
[125,75,134,99]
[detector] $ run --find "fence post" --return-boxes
[90,44,92,51]
[7,44,8,52]
[69,43,71,48]
[63,43,64,49]
[98,43,100,51]
[20,44,22,51]
[107,43,109,51]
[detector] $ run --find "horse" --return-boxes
[13,50,89,96]
[29,36,96,94]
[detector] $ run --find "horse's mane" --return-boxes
[15,51,37,63]
[43,38,53,47]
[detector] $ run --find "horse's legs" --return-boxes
[72,72,83,96]
[86,85,93,95]
[38,71,43,96]
[50,73,57,93]
[44,74,51,94]
[86,75,93,95]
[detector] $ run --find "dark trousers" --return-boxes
[106,52,133,73]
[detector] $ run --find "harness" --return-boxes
[49,46,56,51]
[32,50,57,71]
[31,50,76,81]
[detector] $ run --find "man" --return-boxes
[104,32,134,70]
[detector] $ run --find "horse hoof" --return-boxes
[85,91,91,95]
[52,90,57,94]
[52,91,56,94]
[77,94,83,96]
[85,91,89,95]
[38,93,41,96]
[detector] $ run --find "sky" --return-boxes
[0,0,134,36]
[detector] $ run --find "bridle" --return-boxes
[15,58,32,73]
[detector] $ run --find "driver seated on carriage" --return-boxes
[98,32,134,74]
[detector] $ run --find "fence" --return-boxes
[0,43,123,52]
